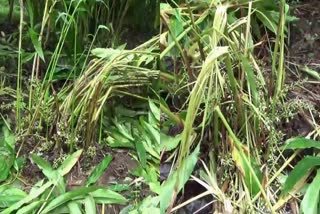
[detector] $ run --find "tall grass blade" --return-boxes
[281,156,320,196]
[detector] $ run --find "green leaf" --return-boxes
[28,28,45,61]
[97,24,110,32]
[106,136,134,149]
[149,182,161,195]
[232,147,262,196]
[256,8,277,34]
[2,126,15,148]
[142,120,160,145]
[84,195,96,214]
[86,155,112,186]
[41,186,100,214]
[136,141,147,168]
[148,99,160,122]
[58,150,83,176]
[25,0,34,28]
[284,138,320,150]
[282,156,320,196]
[0,151,14,182]
[114,123,134,141]
[14,156,25,172]
[1,181,53,214]
[22,52,36,63]
[132,196,160,214]
[168,13,184,57]
[241,56,259,106]
[31,154,54,179]
[67,201,82,214]
[301,169,320,214]
[300,66,320,80]
[160,145,200,213]
[91,48,122,59]
[90,188,127,204]
[160,3,172,10]
[108,184,130,192]
[160,133,181,152]
[0,186,27,208]
[16,200,42,214]
[0,126,16,182]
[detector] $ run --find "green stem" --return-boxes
[16,0,24,132]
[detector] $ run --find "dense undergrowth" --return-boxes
[0,0,320,213]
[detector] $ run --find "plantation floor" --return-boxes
[16,142,140,213]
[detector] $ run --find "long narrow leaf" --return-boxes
[90,188,127,204]
[160,144,200,213]
[284,138,320,150]
[0,186,27,208]
[1,181,53,214]
[86,155,112,186]
[41,186,99,214]
[58,150,83,176]
[232,146,262,196]
[282,156,320,196]
[16,201,43,214]
[301,169,320,214]
[31,154,54,179]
